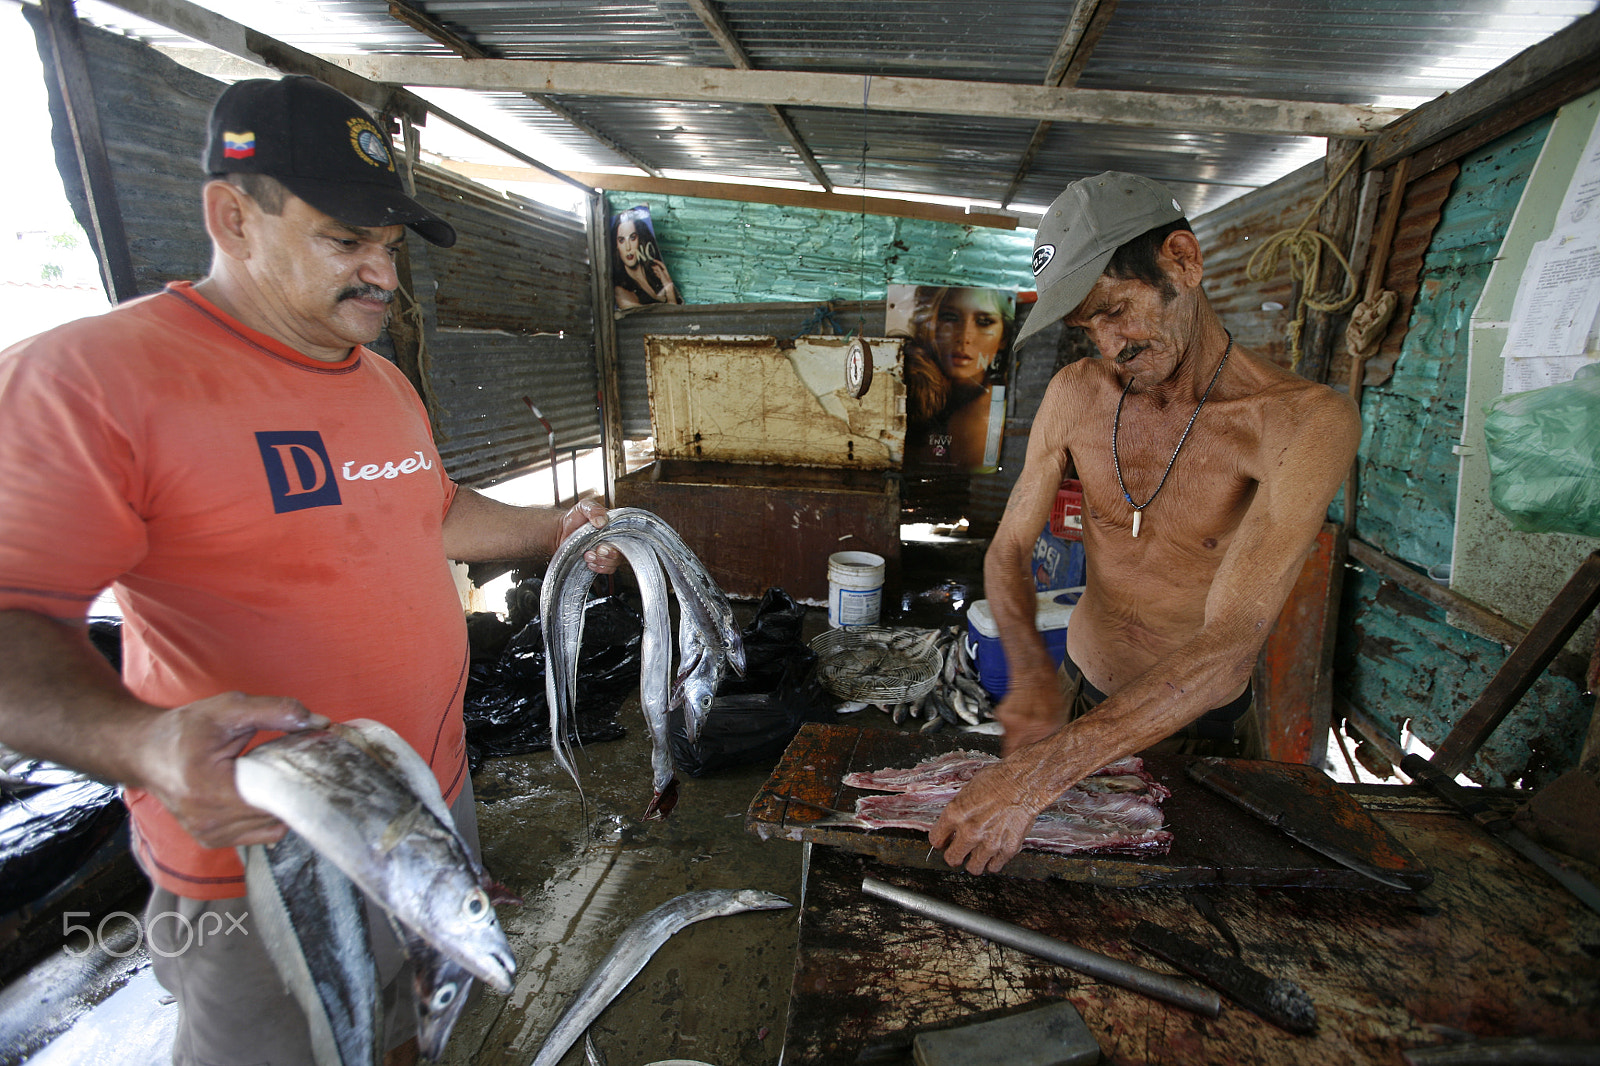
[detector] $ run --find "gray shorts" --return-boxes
[144,782,481,1066]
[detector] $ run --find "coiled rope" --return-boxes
[1244,150,1365,371]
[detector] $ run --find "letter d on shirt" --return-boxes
[255,431,342,513]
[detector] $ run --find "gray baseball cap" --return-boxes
[1015,171,1186,346]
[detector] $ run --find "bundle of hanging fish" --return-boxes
[542,507,746,820]
[854,625,996,732]
[235,718,518,1065]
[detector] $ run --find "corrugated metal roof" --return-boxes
[69,0,1599,219]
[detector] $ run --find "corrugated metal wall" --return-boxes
[412,169,600,486]
[1190,159,1322,370]
[1333,113,1593,790]
[31,5,217,292]
[34,12,600,490]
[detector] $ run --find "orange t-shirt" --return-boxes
[0,282,469,899]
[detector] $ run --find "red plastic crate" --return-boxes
[1048,479,1083,540]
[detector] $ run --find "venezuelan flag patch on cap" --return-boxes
[222,130,256,159]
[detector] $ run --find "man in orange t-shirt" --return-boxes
[0,76,617,1065]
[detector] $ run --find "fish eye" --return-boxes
[430,983,457,1010]
[464,888,490,921]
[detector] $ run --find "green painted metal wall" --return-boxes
[1334,113,1592,788]
[604,191,1036,303]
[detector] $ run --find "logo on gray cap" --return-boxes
[1032,245,1056,277]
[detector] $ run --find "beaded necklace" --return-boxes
[1111,331,1233,538]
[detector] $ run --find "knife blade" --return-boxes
[1187,757,1433,890]
[1401,754,1600,916]
[1130,921,1317,1035]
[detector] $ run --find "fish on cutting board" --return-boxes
[813,750,1175,856]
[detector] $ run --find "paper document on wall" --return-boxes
[1554,107,1600,229]
[1498,113,1600,393]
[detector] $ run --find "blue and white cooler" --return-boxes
[966,587,1084,699]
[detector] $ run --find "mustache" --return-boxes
[338,284,395,305]
[1114,343,1149,365]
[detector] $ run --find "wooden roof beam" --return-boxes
[436,159,1021,230]
[324,54,1404,139]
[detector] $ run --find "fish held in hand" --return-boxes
[242,831,381,1066]
[541,507,744,817]
[235,728,516,993]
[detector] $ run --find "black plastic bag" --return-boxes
[462,591,640,771]
[0,761,124,916]
[668,588,835,778]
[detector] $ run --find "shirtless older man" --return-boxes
[931,172,1360,875]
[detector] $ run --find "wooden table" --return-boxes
[780,787,1600,1064]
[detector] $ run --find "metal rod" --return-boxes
[860,877,1221,1017]
[521,397,559,507]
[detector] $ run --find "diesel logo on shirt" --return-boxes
[255,431,342,513]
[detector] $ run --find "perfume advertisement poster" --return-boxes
[610,204,683,309]
[886,284,1015,478]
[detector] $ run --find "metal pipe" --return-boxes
[522,397,560,507]
[860,877,1221,1017]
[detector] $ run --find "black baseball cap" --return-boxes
[203,75,456,248]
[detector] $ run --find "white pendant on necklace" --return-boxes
[1131,510,1143,538]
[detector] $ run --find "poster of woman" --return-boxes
[610,205,683,308]
[886,284,1016,474]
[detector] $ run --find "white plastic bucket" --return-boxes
[827,551,886,628]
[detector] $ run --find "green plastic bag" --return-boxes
[1482,363,1600,537]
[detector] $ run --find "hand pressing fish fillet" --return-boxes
[235,728,516,993]
[527,889,791,1066]
[828,751,1175,856]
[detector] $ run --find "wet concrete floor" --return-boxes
[1,531,991,1066]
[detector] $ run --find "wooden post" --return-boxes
[1296,138,1363,384]
[1343,156,1410,536]
[588,193,623,504]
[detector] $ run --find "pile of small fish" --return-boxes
[236,719,517,1064]
[542,507,746,820]
[836,626,997,732]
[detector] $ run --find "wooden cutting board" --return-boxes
[745,723,1421,889]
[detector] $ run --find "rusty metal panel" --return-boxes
[1354,163,1461,388]
[643,334,904,470]
[615,299,882,438]
[1191,159,1323,372]
[613,459,900,603]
